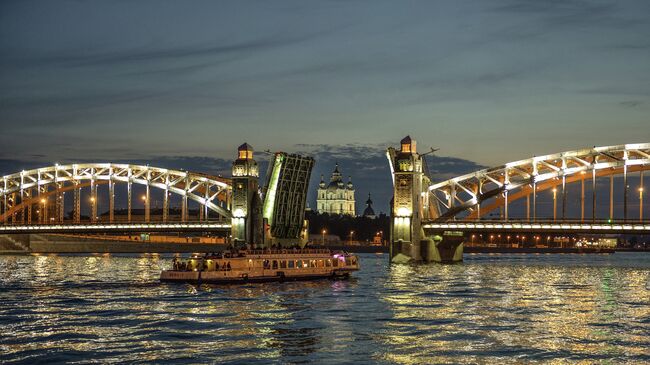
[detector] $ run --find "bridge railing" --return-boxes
[424,218,650,224]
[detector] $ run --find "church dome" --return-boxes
[327,180,340,191]
[363,193,375,218]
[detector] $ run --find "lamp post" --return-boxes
[552,188,557,221]
[322,229,327,246]
[349,230,354,244]
[640,187,644,221]
[90,196,96,222]
[141,195,148,222]
[40,198,46,224]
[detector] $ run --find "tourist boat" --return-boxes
[160,248,360,283]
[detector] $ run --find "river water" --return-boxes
[1,252,649,364]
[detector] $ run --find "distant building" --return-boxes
[362,193,376,219]
[317,163,355,216]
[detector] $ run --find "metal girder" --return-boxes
[428,143,650,221]
[0,163,233,222]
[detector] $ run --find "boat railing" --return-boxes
[238,248,332,256]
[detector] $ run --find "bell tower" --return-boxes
[231,143,261,246]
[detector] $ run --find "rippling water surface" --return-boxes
[1,252,649,364]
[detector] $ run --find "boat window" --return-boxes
[351,258,356,265]
[317,260,324,267]
[333,259,338,267]
[280,260,287,269]
[272,260,278,269]
[288,260,295,269]
[326,259,332,267]
[297,260,303,268]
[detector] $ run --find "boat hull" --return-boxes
[160,269,353,284]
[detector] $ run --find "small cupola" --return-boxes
[237,143,254,160]
[400,135,416,154]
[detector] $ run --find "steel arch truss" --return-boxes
[1,163,232,222]
[428,143,650,221]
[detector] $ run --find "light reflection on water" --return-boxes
[0,253,648,364]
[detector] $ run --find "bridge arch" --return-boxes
[1,163,232,223]
[427,143,650,222]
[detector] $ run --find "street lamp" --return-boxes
[349,230,354,243]
[639,187,644,221]
[40,198,46,223]
[552,188,557,221]
[322,229,327,245]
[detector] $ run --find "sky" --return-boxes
[1,0,649,213]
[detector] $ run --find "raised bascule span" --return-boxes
[387,137,650,263]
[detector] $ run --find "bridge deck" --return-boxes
[423,220,650,234]
[0,222,231,234]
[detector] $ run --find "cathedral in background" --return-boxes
[317,163,356,216]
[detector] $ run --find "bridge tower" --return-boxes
[387,136,426,262]
[387,136,463,263]
[231,143,263,247]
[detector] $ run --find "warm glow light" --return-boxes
[141,195,146,201]
[40,199,46,203]
[397,207,411,216]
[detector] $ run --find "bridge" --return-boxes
[387,137,650,263]
[0,144,313,249]
[2,137,648,259]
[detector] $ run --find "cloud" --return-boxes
[619,100,644,108]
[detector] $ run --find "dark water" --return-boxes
[1,252,649,364]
